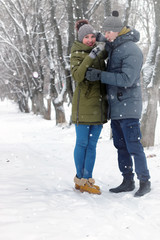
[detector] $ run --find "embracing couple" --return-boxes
[70,11,151,198]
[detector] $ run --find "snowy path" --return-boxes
[0,100,160,240]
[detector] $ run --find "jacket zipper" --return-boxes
[76,89,81,125]
[97,56,105,124]
[100,84,103,123]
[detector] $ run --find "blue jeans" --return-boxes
[74,124,102,179]
[111,119,150,182]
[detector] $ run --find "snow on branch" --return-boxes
[85,0,102,18]
[142,30,158,87]
[0,54,15,73]
[0,36,30,68]
[0,0,25,34]
[9,0,25,20]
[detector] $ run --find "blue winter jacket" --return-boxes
[101,28,143,120]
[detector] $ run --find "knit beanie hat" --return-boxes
[77,24,96,42]
[103,11,123,32]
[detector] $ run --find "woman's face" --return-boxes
[82,34,96,47]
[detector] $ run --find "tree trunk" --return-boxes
[104,0,111,17]
[65,0,74,103]
[18,97,30,113]
[141,0,160,147]
[52,101,66,125]
[141,86,158,147]
[43,98,51,120]
[123,0,133,26]
[31,91,45,115]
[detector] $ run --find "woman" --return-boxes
[70,20,108,194]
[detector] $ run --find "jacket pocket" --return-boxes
[127,121,141,142]
[85,84,93,98]
[80,81,93,98]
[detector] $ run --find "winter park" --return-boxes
[0,0,160,240]
[0,99,160,240]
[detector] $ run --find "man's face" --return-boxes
[105,31,119,42]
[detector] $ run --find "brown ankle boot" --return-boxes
[74,176,81,190]
[88,178,100,190]
[79,178,101,195]
[74,176,100,191]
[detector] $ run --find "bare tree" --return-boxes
[104,0,111,17]
[123,0,133,26]
[141,0,160,147]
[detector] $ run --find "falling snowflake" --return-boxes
[111,95,114,100]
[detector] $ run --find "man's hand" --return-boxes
[96,32,107,42]
[85,68,101,81]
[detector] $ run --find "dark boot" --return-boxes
[109,179,135,193]
[134,180,151,197]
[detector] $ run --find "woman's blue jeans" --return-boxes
[74,124,102,179]
[111,119,150,181]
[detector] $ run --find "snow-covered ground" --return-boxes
[0,100,160,240]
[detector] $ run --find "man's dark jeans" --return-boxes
[111,119,150,182]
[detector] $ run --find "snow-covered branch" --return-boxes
[0,36,30,68]
[0,0,25,34]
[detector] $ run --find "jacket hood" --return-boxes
[121,28,140,42]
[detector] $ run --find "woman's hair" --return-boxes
[75,19,89,31]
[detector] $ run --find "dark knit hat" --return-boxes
[103,11,123,32]
[77,24,96,42]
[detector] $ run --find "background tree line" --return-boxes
[0,0,160,147]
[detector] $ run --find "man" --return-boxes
[85,11,151,197]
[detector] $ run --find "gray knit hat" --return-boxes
[78,24,96,42]
[103,11,123,32]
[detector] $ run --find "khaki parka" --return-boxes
[70,41,108,125]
